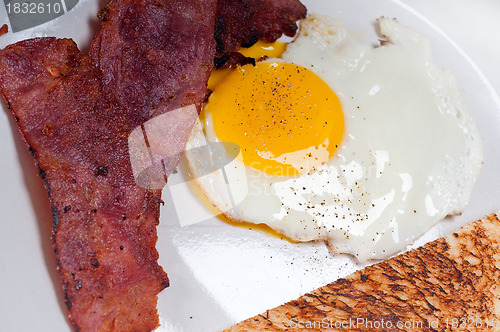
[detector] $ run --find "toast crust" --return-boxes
[227,213,500,331]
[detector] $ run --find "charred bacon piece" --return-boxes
[214,0,307,68]
[0,0,216,329]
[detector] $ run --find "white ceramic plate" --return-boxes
[1,0,499,331]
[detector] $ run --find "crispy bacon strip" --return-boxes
[0,0,216,330]
[214,0,307,67]
[0,37,167,331]
[0,0,307,330]
[91,0,216,128]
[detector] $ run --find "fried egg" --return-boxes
[184,14,483,261]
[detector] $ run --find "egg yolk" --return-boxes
[238,40,287,59]
[207,62,344,176]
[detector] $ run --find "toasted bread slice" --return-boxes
[226,213,500,331]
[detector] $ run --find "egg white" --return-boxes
[185,14,483,261]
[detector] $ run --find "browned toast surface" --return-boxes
[226,213,500,331]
